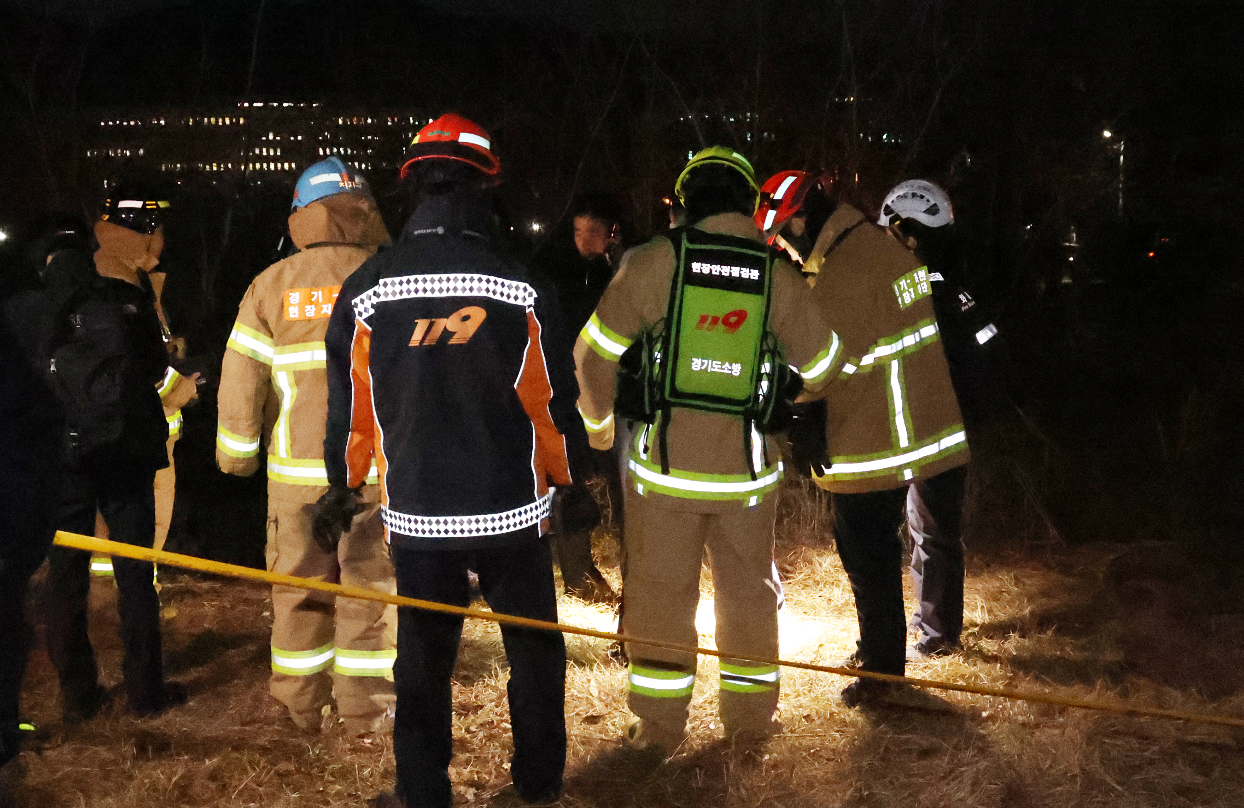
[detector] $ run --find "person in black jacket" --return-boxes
[39,197,188,723]
[530,194,628,602]
[319,113,591,808]
[0,218,86,766]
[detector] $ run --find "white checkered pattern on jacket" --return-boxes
[381,491,553,538]
[353,273,538,320]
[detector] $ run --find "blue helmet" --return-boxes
[292,157,372,211]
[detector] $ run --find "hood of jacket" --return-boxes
[288,193,391,251]
[401,185,496,243]
[94,219,164,286]
[804,203,866,280]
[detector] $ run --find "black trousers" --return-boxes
[831,487,909,675]
[906,467,967,649]
[551,446,622,588]
[42,460,165,711]
[0,449,60,738]
[392,536,566,808]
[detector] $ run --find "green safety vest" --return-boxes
[618,228,800,478]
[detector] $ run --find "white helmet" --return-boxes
[878,180,954,228]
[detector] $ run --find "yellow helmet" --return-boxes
[674,146,759,206]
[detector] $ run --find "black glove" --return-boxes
[312,485,364,554]
[551,484,602,535]
[786,399,831,478]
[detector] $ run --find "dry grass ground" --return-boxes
[5,475,1244,808]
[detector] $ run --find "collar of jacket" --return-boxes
[93,219,164,285]
[690,211,766,241]
[289,193,391,252]
[401,187,495,244]
[804,204,866,278]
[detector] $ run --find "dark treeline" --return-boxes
[2,0,1243,561]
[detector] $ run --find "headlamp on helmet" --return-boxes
[102,196,170,235]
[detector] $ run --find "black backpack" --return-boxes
[46,277,132,458]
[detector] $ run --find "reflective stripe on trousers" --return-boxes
[719,662,779,693]
[333,648,397,677]
[628,664,696,699]
[271,643,335,676]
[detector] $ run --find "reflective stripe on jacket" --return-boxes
[323,196,590,551]
[806,204,969,493]
[216,194,388,503]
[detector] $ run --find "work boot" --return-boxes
[0,721,36,769]
[63,683,109,725]
[840,678,895,709]
[129,681,188,718]
[564,567,617,605]
[492,782,564,806]
[621,716,678,759]
[907,639,959,662]
[368,791,406,808]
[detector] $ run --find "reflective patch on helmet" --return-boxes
[458,132,490,149]
[309,172,344,185]
[773,174,798,201]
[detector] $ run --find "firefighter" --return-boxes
[320,114,589,808]
[41,190,190,721]
[575,148,844,755]
[755,171,971,706]
[216,157,396,735]
[878,179,999,659]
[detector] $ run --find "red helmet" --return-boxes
[399,113,500,181]
[754,170,817,243]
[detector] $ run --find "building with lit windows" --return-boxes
[86,101,431,179]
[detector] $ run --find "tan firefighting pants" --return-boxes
[621,489,782,749]
[265,492,397,732]
[153,435,177,553]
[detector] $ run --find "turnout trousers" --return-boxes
[265,492,396,732]
[42,461,166,713]
[906,466,967,650]
[622,489,782,750]
[391,535,566,808]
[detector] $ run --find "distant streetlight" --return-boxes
[530,222,542,233]
[0,229,8,243]
[1102,129,1113,139]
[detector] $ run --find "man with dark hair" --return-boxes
[321,113,590,808]
[531,193,628,603]
[575,147,844,755]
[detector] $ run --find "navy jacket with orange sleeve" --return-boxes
[324,193,590,551]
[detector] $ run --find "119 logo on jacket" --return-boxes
[695,308,748,334]
[284,286,341,320]
[409,306,487,346]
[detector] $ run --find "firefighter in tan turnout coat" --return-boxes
[216,158,396,733]
[755,171,970,707]
[575,148,844,754]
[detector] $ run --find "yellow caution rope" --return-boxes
[54,531,1244,729]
